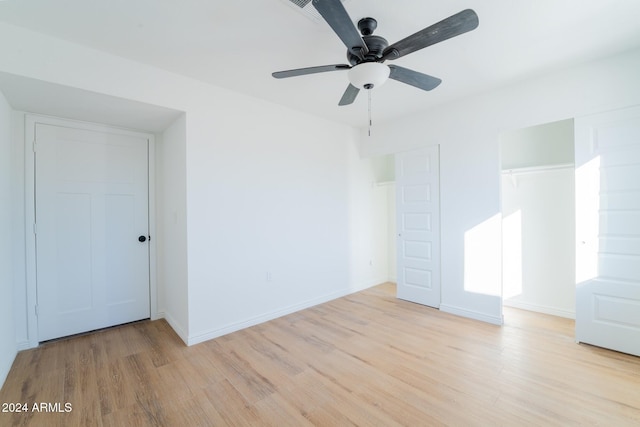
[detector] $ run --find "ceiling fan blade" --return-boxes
[388,65,442,91]
[272,64,351,79]
[312,0,369,57]
[383,9,478,60]
[338,84,360,106]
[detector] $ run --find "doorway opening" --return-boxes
[371,154,397,285]
[500,119,576,319]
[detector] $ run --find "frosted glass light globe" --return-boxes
[348,62,390,90]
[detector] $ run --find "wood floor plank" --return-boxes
[161,390,225,427]
[252,392,316,427]
[2,282,640,426]
[203,378,263,426]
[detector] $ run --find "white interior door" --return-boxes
[396,146,441,307]
[35,123,151,341]
[575,106,640,356]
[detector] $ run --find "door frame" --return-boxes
[24,114,158,348]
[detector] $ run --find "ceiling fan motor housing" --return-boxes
[347,35,389,65]
[347,18,389,65]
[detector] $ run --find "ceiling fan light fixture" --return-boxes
[348,62,390,90]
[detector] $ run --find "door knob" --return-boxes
[138,235,147,242]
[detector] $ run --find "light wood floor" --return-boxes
[1,283,639,426]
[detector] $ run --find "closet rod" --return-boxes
[501,163,574,176]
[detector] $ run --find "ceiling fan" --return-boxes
[272,0,479,106]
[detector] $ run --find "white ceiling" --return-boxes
[1,0,640,128]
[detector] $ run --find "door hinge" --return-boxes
[35,305,39,316]
[32,140,37,152]
[33,223,37,234]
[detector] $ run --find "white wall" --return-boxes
[360,48,640,324]
[501,119,574,170]
[0,22,388,347]
[157,114,189,340]
[0,90,16,388]
[8,113,27,350]
[184,105,389,344]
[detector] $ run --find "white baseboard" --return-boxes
[186,286,363,346]
[440,303,504,325]
[168,280,396,347]
[16,340,34,351]
[503,300,575,319]
[162,312,189,345]
[355,276,390,291]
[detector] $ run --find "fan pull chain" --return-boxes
[368,89,372,137]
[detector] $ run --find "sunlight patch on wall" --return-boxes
[464,214,502,296]
[502,209,523,299]
[575,155,600,284]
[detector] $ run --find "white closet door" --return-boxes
[575,106,640,356]
[396,146,441,308]
[35,123,150,341]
